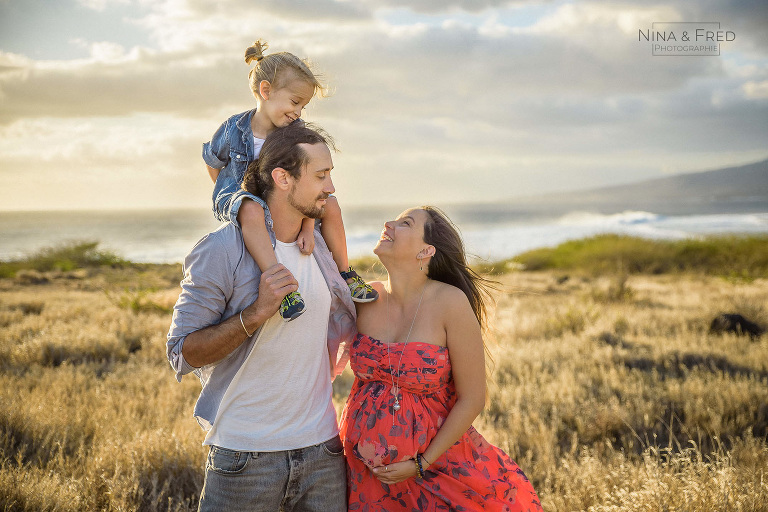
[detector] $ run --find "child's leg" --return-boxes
[323,197,378,303]
[238,199,279,272]
[320,196,349,272]
[238,199,306,321]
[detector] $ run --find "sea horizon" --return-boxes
[2,204,768,265]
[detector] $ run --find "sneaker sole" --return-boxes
[351,296,378,303]
[281,306,306,322]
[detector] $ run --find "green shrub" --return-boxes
[510,234,768,277]
[0,241,127,278]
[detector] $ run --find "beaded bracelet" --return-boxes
[415,454,425,479]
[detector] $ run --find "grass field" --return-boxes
[1,237,767,511]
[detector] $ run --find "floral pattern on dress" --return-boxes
[341,333,543,512]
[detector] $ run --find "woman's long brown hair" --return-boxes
[421,206,499,351]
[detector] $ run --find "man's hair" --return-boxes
[242,122,336,200]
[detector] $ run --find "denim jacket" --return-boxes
[166,209,356,431]
[203,109,265,225]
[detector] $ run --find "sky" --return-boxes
[0,0,766,211]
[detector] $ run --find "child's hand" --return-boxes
[297,230,315,255]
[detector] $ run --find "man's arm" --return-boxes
[182,264,298,367]
[167,231,297,380]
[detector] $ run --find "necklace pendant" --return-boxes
[393,397,401,412]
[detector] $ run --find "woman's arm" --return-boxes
[373,288,486,483]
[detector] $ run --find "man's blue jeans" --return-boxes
[198,435,346,511]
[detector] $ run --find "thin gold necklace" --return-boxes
[386,281,428,413]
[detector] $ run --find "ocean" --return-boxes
[1,206,767,264]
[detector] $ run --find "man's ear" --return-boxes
[271,167,292,191]
[259,80,271,100]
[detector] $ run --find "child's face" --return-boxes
[261,78,315,128]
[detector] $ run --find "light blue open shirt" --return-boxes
[166,208,356,431]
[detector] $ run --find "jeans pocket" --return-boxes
[322,435,344,457]
[207,446,251,475]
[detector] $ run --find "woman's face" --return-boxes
[374,208,430,261]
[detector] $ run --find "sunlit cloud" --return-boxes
[0,0,766,210]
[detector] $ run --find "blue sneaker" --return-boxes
[280,291,306,321]
[341,267,379,303]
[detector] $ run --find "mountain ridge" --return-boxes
[507,158,768,216]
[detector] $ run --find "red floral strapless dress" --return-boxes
[340,333,543,512]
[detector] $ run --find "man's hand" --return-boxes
[242,264,299,329]
[181,264,299,368]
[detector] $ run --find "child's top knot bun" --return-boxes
[244,39,327,100]
[244,40,269,65]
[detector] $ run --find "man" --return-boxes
[167,123,355,511]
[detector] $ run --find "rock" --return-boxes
[709,313,764,340]
[15,270,49,285]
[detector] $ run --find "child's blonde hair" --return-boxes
[244,40,326,99]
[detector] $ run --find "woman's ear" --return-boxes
[419,245,436,260]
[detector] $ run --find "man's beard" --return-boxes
[288,186,327,219]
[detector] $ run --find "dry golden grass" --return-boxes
[1,264,766,511]
[476,271,768,510]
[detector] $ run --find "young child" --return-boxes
[203,40,377,322]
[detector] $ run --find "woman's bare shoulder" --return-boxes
[369,280,387,292]
[355,281,387,312]
[429,280,471,311]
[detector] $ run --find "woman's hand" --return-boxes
[371,460,419,484]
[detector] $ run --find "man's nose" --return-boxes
[325,178,335,195]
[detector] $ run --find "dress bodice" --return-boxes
[350,333,452,395]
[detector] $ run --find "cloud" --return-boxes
[77,0,130,11]
[0,2,758,124]
[0,114,213,210]
[0,0,766,209]
[586,0,768,53]
[0,45,253,123]
[362,0,545,14]
[743,80,768,99]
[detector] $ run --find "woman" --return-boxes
[340,206,542,511]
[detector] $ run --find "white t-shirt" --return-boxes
[204,240,337,451]
[253,136,265,158]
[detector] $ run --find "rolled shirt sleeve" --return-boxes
[167,231,235,382]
